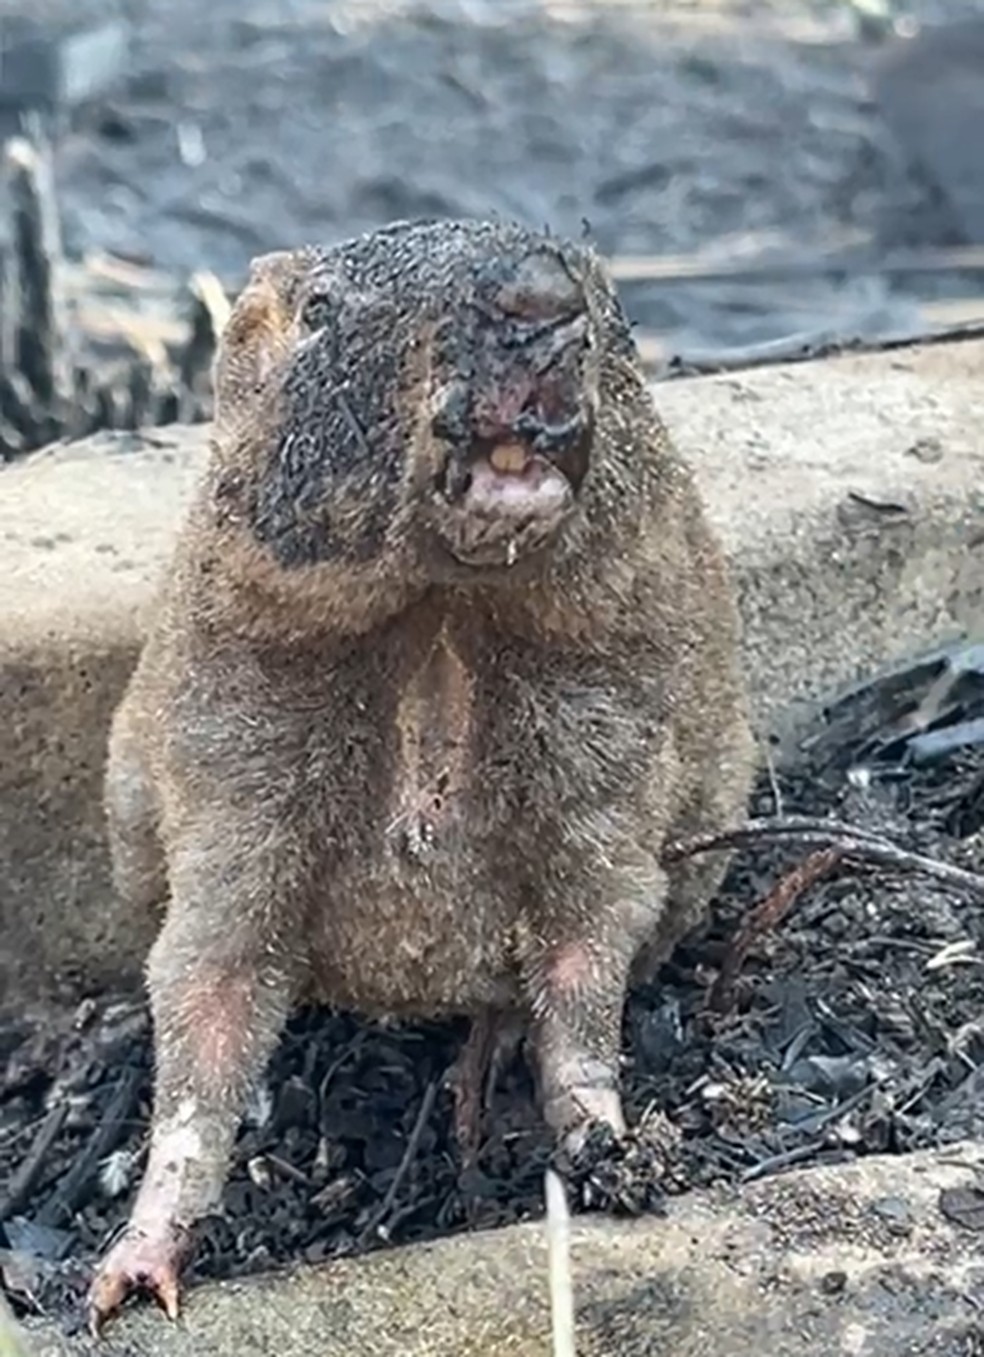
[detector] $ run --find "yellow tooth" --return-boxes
[489,442,529,475]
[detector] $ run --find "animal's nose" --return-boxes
[492,249,586,324]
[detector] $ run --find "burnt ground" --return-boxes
[6,646,984,1333]
[8,0,984,1339]
[0,0,983,462]
[16,0,984,357]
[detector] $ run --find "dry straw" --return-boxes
[545,1168,576,1357]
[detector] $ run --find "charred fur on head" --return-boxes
[202,220,657,610]
[88,218,756,1336]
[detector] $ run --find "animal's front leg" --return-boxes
[521,878,663,1151]
[88,835,300,1336]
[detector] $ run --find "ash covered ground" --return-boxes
[6,0,984,1338]
[6,649,984,1332]
[17,0,984,353]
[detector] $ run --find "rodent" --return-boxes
[87,218,756,1334]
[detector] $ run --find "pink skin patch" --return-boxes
[536,941,628,1145]
[88,1214,190,1335]
[89,968,269,1334]
[544,940,596,999]
[464,454,570,519]
[167,970,263,1087]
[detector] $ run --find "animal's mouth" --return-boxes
[436,438,577,569]
[426,247,594,570]
[463,440,571,510]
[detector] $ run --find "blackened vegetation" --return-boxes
[0,130,223,463]
[7,649,984,1323]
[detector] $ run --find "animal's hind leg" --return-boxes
[105,700,166,912]
[631,754,755,986]
[449,1007,525,1163]
[630,848,731,985]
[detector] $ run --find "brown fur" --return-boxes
[89,219,756,1331]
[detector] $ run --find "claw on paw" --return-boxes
[87,1227,187,1339]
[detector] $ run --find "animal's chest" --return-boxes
[383,628,478,863]
[307,625,637,873]
[289,623,644,1013]
[300,628,527,1013]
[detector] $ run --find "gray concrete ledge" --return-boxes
[3,341,984,1007]
[19,1141,984,1356]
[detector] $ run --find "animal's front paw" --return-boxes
[543,1083,627,1156]
[554,1109,680,1217]
[88,1224,190,1338]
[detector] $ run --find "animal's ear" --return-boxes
[213,249,311,423]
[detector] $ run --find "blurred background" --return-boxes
[1,0,983,454]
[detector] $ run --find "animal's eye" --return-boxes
[301,292,334,332]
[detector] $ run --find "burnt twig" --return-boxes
[664,814,984,900]
[177,269,230,420]
[709,847,844,1013]
[358,1079,437,1246]
[4,132,70,411]
[34,1066,143,1228]
[654,318,984,381]
[264,1152,310,1187]
[740,1140,833,1184]
[0,1101,69,1221]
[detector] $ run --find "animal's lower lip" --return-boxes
[438,462,573,569]
[448,545,517,568]
[445,533,538,569]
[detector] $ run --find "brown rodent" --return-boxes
[88,218,756,1335]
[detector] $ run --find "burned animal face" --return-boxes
[239,224,600,575]
[245,275,408,570]
[426,248,595,571]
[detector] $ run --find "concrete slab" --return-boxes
[15,1141,984,1356]
[0,429,203,1009]
[3,342,984,1008]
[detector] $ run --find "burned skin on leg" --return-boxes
[505,673,680,1148]
[520,878,664,1148]
[88,831,301,1335]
